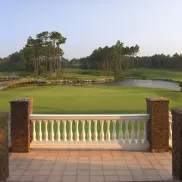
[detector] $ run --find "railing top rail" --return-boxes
[30,114,150,120]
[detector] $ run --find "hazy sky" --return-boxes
[0,0,182,59]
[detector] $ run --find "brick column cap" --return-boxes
[146,97,169,102]
[10,98,32,103]
[171,108,182,115]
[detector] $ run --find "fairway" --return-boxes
[138,69,182,81]
[0,86,181,114]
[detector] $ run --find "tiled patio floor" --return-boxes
[7,150,174,182]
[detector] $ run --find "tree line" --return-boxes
[69,41,139,72]
[0,31,66,75]
[69,42,182,71]
[1,37,182,75]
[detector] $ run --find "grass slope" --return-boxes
[139,69,182,81]
[0,86,181,114]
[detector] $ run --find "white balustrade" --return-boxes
[69,120,73,142]
[112,120,116,142]
[119,120,123,143]
[87,120,92,142]
[131,120,135,143]
[94,120,98,142]
[56,120,60,141]
[62,120,67,142]
[81,120,86,142]
[125,120,129,143]
[169,112,172,148]
[75,120,79,142]
[38,120,42,142]
[32,120,36,142]
[50,120,54,141]
[30,114,150,150]
[106,120,110,142]
[137,120,142,143]
[44,120,48,141]
[100,120,105,142]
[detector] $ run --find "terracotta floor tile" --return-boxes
[23,169,38,175]
[149,160,160,165]
[18,175,33,181]
[163,164,172,170]
[167,169,172,175]
[63,170,77,175]
[90,170,104,176]
[143,169,159,175]
[159,159,171,165]
[117,169,131,175]
[77,170,89,175]
[103,165,116,170]
[79,157,89,161]
[152,164,164,170]
[76,175,89,182]
[146,175,162,181]
[33,175,49,182]
[10,169,25,175]
[6,175,21,181]
[90,164,103,170]
[47,175,62,182]
[128,164,141,169]
[140,164,154,170]
[132,175,148,181]
[118,175,134,181]
[111,151,123,156]
[62,175,76,182]
[36,169,51,175]
[7,151,173,182]
[28,164,41,170]
[77,164,89,170]
[42,160,54,164]
[65,164,78,170]
[160,175,174,181]
[17,164,29,170]
[130,169,145,176]
[115,164,128,170]
[157,169,171,176]
[9,164,18,170]
[104,170,118,175]
[90,157,102,161]
[104,175,119,182]
[90,175,104,182]
[50,170,64,176]
[20,159,32,164]
[126,160,139,165]
[40,164,53,170]
[52,164,65,170]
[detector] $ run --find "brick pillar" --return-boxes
[0,112,9,181]
[10,98,33,153]
[171,109,182,180]
[146,98,169,152]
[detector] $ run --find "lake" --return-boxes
[0,79,180,91]
[95,79,180,91]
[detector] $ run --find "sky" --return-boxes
[0,0,182,59]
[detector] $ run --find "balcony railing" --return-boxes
[29,114,150,150]
[169,111,172,148]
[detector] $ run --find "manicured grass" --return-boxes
[4,85,180,142]
[1,85,181,114]
[62,68,110,80]
[0,72,11,77]
[139,69,182,81]
[121,68,182,81]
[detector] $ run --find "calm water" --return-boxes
[0,79,180,91]
[95,79,180,91]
